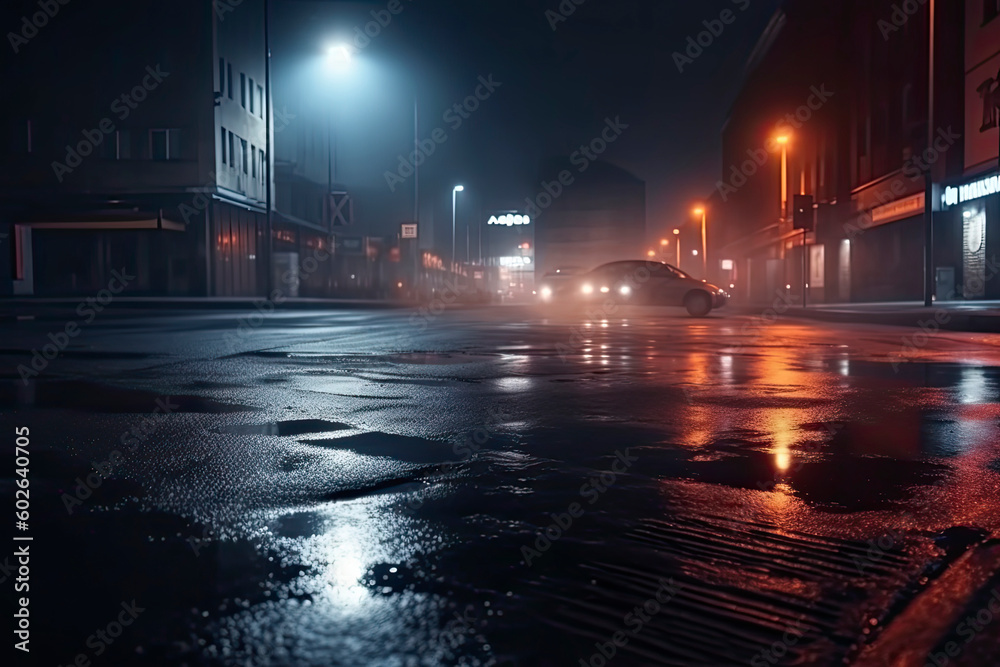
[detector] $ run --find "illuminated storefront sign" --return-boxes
[498,256,532,267]
[488,214,531,226]
[942,173,999,207]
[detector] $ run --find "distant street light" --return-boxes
[693,206,707,277]
[673,228,681,267]
[647,249,656,258]
[452,185,464,266]
[692,250,699,257]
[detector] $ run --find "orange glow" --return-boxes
[693,207,705,216]
[672,228,680,235]
[775,134,790,144]
[660,239,669,246]
[647,250,656,258]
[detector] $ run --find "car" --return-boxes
[535,266,587,302]
[550,260,729,317]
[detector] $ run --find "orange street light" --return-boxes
[660,238,669,247]
[647,249,656,258]
[774,134,790,220]
[692,206,707,277]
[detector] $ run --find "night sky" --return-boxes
[278,0,784,246]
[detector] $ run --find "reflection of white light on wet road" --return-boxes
[957,367,989,404]
[496,376,532,392]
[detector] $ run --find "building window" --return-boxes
[251,145,256,177]
[218,57,225,96]
[257,85,264,118]
[228,131,235,168]
[220,126,227,164]
[240,73,246,108]
[227,63,233,100]
[986,0,1000,23]
[241,138,248,173]
[150,129,181,160]
[248,77,255,113]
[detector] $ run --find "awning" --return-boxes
[19,214,185,231]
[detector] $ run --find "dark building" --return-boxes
[0,0,273,297]
[533,159,646,278]
[716,0,993,304]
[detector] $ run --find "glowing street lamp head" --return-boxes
[647,250,656,258]
[453,185,465,193]
[326,44,353,69]
[672,228,680,236]
[775,134,790,145]
[692,250,699,256]
[660,239,669,246]
[693,207,705,216]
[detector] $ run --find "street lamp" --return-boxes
[693,206,707,278]
[452,185,464,267]
[323,44,355,228]
[775,134,790,221]
[673,228,681,267]
[647,249,656,258]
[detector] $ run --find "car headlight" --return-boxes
[620,285,632,296]
[581,284,594,295]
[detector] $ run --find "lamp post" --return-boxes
[452,185,464,267]
[673,228,681,268]
[693,207,707,278]
[923,0,936,307]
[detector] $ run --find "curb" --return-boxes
[853,539,1000,666]
[731,305,1000,334]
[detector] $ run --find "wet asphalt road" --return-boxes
[3,304,1000,666]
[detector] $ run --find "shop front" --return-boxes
[939,172,1000,299]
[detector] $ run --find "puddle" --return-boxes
[303,431,456,464]
[219,419,353,437]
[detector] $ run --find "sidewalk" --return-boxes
[733,299,1000,333]
[0,296,413,322]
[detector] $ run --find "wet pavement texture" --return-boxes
[2,305,1000,666]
